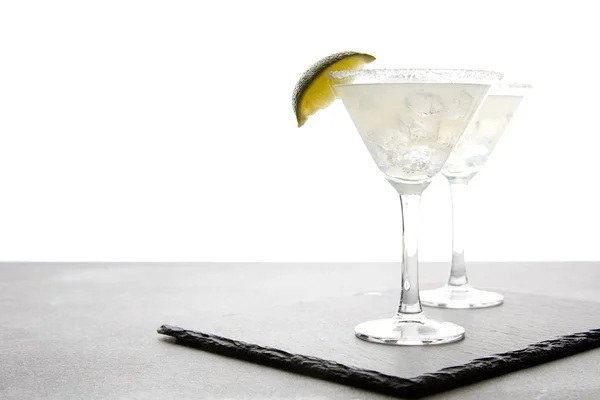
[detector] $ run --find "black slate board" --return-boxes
[158,291,600,398]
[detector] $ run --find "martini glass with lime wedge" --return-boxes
[327,69,503,345]
[420,82,532,309]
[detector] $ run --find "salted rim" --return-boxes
[490,81,533,95]
[503,82,533,89]
[328,68,504,85]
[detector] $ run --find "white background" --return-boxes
[0,1,598,262]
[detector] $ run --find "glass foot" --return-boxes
[354,313,465,346]
[420,286,503,309]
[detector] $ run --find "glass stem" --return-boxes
[447,182,469,287]
[397,194,423,315]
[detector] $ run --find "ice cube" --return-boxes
[404,117,441,142]
[446,90,474,120]
[399,146,432,173]
[363,141,390,170]
[405,92,444,117]
[366,128,409,151]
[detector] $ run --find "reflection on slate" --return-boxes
[158,291,600,398]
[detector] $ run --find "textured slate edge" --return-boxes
[157,325,600,399]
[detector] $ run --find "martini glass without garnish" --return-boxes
[420,82,532,309]
[328,69,503,345]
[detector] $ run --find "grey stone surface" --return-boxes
[1,262,599,399]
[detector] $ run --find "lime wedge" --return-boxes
[292,51,375,127]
